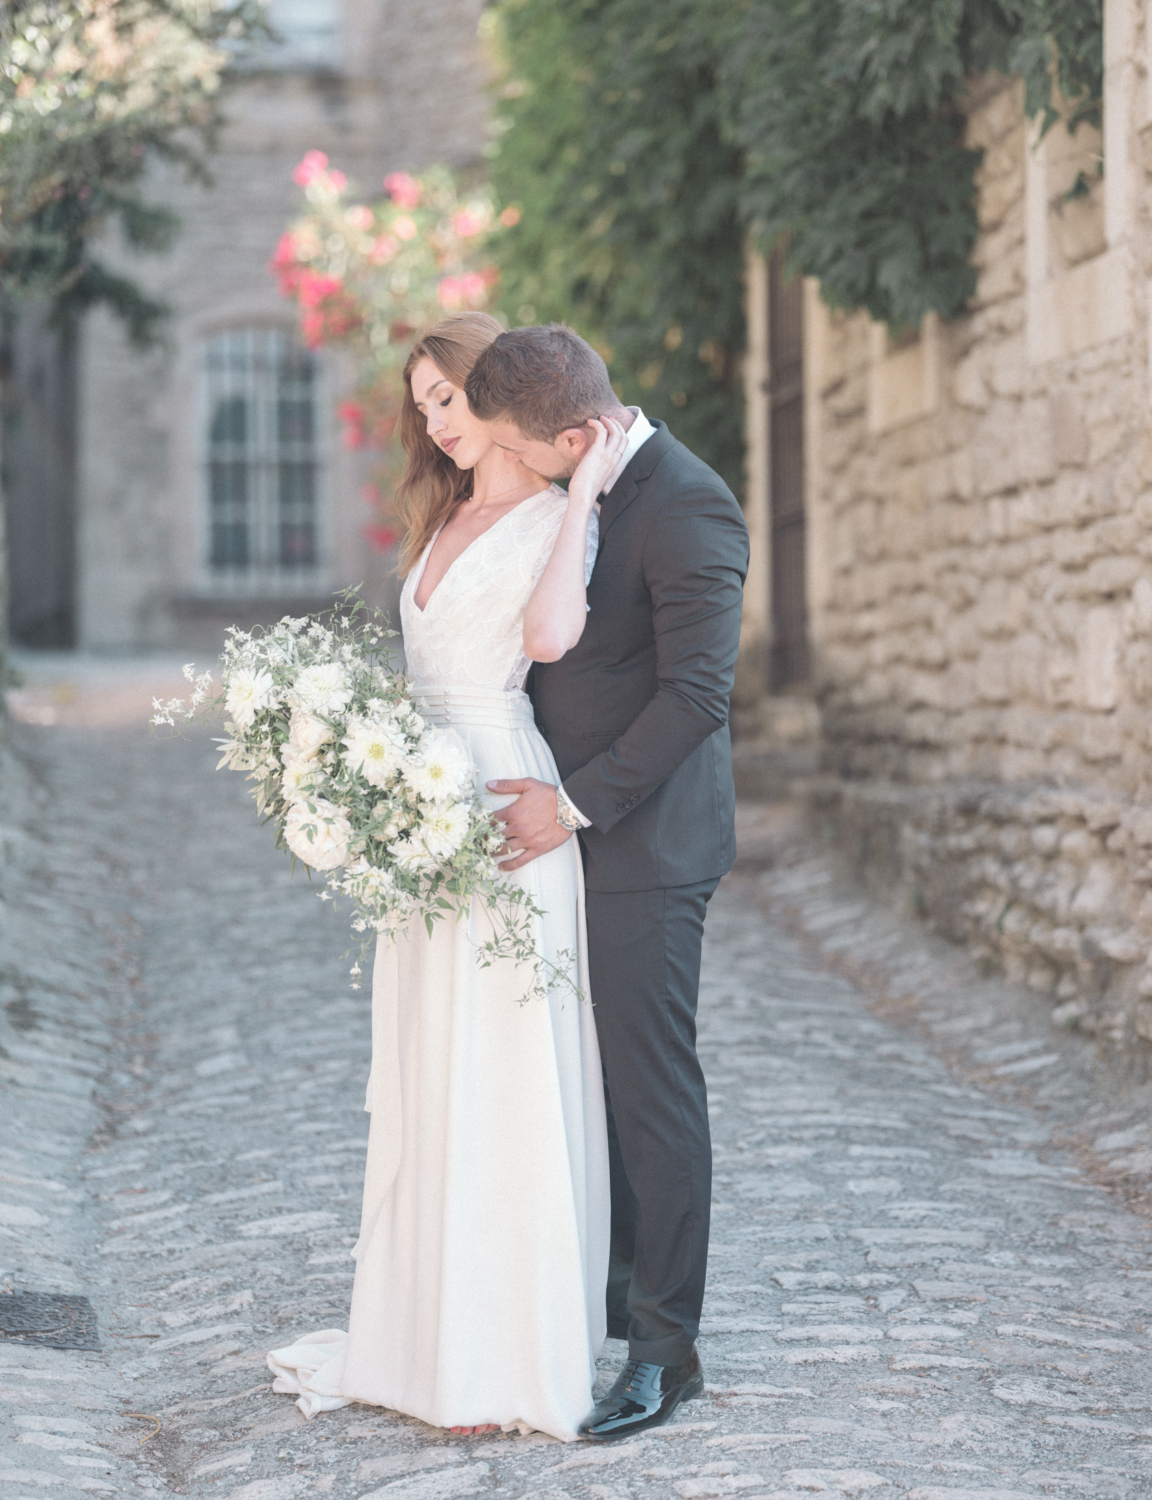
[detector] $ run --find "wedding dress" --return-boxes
[268,487,611,1442]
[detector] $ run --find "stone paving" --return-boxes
[3,705,1152,1500]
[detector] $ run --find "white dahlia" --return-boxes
[415,801,473,860]
[284,798,353,870]
[291,662,353,717]
[343,716,407,787]
[224,667,277,729]
[288,710,334,757]
[401,728,474,803]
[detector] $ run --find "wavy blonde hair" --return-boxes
[395,311,505,576]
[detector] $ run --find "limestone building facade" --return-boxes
[5,0,488,652]
[740,0,1152,1055]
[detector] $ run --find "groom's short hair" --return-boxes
[465,323,622,440]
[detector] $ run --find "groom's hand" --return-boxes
[487,777,572,871]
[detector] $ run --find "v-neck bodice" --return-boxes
[401,485,592,694]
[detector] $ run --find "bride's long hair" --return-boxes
[395,311,505,576]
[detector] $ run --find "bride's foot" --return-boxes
[450,1423,500,1436]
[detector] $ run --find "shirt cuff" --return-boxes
[558,783,591,829]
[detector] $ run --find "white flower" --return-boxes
[391,836,436,873]
[415,801,473,860]
[225,667,277,729]
[282,752,322,804]
[342,857,396,903]
[291,662,352,717]
[284,798,353,870]
[401,728,474,803]
[344,716,407,787]
[288,710,334,758]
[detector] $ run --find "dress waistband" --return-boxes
[411,684,537,732]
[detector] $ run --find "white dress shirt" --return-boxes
[558,408,656,829]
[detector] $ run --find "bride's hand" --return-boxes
[568,416,629,507]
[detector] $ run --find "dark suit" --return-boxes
[531,420,748,1365]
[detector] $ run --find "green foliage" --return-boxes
[487,0,1102,488]
[0,0,265,342]
[488,0,746,493]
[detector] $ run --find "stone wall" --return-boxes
[744,0,1152,1059]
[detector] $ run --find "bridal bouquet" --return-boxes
[151,596,549,995]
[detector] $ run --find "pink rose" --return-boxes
[452,208,485,238]
[368,234,399,264]
[383,171,422,209]
[393,216,418,241]
[293,150,329,187]
[346,205,374,231]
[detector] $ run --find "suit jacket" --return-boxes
[530,421,749,893]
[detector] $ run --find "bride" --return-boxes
[268,312,622,1441]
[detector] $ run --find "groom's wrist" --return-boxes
[556,784,590,831]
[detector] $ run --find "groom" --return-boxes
[466,325,749,1441]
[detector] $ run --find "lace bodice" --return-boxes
[401,486,598,694]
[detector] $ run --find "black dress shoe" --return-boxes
[578,1348,704,1441]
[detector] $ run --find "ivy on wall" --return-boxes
[487,0,1103,489]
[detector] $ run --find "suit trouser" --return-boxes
[584,877,719,1367]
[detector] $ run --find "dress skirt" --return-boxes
[268,685,610,1442]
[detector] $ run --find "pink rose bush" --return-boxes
[271,156,511,550]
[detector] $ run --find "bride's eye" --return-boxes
[439,395,453,408]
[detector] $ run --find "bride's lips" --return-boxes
[440,436,461,455]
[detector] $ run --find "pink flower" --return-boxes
[293,150,329,187]
[499,205,521,227]
[363,524,400,553]
[327,169,347,193]
[337,400,365,448]
[270,232,299,271]
[346,205,374,231]
[301,310,325,349]
[452,208,485,238]
[368,234,399,264]
[296,269,342,309]
[393,216,418,242]
[383,171,422,209]
[437,275,463,309]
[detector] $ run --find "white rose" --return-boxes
[224,667,278,729]
[401,728,475,803]
[415,801,473,860]
[344,716,407,788]
[284,798,353,870]
[288,710,334,757]
[291,663,353,717]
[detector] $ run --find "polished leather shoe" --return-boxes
[578,1348,704,1441]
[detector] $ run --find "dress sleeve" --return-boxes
[584,508,600,588]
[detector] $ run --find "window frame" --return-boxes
[196,322,331,598]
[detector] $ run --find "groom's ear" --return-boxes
[554,425,592,460]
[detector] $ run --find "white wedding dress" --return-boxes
[268,487,611,1442]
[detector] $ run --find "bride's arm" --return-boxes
[523,417,627,662]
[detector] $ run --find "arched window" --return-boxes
[202,328,323,589]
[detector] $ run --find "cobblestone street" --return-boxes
[5,702,1152,1499]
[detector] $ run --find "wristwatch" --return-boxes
[555,788,583,833]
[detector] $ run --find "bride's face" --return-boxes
[410,356,493,471]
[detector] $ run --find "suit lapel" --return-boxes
[597,421,674,543]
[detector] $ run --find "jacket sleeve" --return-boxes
[561,484,749,834]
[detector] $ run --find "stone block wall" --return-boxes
[789,0,1152,1057]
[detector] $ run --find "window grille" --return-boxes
[202,328,323,590]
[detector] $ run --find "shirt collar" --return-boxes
[601,407,656,496]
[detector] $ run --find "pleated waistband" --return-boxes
[411,684,537,732]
